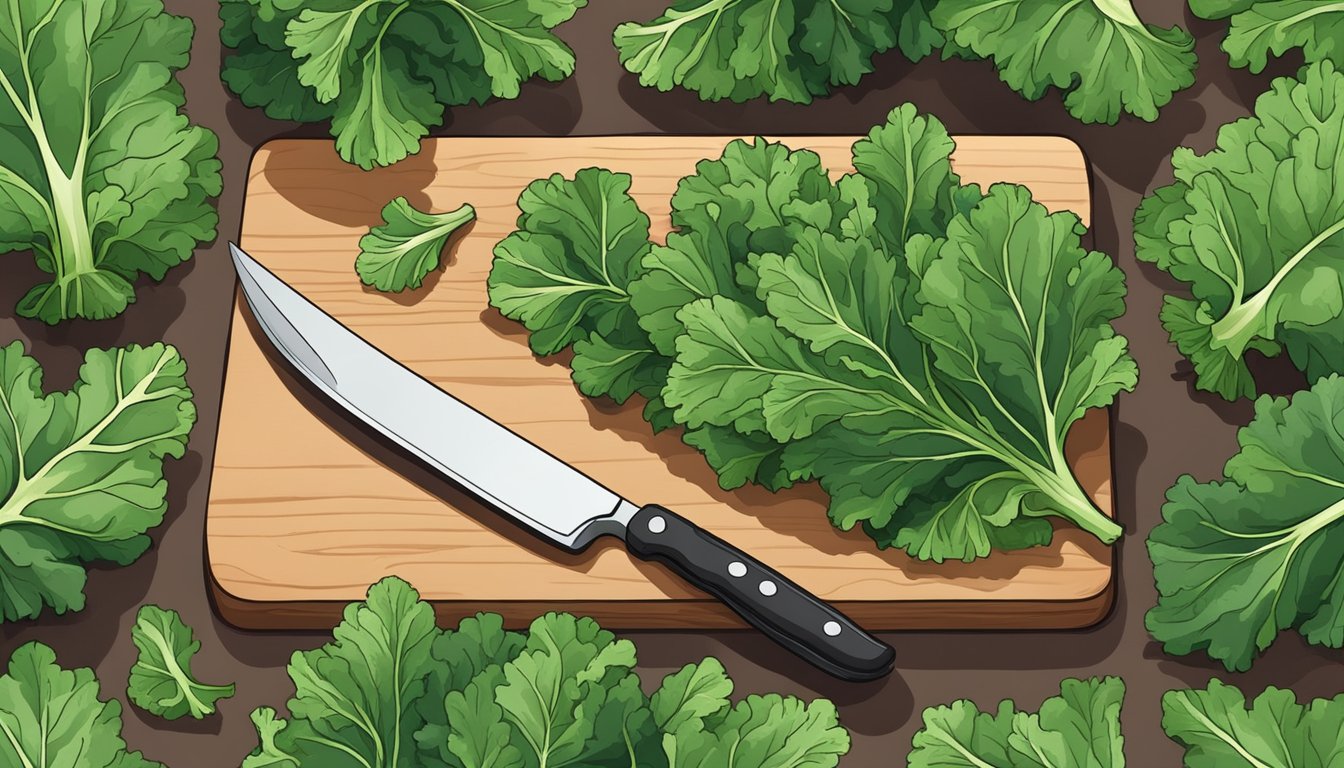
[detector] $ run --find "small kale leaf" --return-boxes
[357,198,475,293]
[128,605,235,720]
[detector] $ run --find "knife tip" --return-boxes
[228,243,260,280]
[227,241,246,261]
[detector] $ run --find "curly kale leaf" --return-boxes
[1135,60,1344,400]
[0,342,195,623]
[669,183,1132,561]
[613,0,943,104]
[909,677,1126,767]
[486,167,677,431]
[220,0,586,169]
[128,605,235,720]
[0,0,221,323]
[1147,375,1344,672]
[356,198,475,293]
[933,0,1197,124]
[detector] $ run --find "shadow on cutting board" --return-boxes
[258,140,439,229]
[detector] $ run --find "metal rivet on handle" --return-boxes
[647,515,666,534]
[823,621,842,637]
[728,562,747,578]
[759,580,777,596]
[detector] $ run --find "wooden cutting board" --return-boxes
[207,135,1114,631]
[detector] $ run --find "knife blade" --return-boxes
[228,242,895,682]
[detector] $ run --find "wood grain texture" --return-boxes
[208,135,1113,630]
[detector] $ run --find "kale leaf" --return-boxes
[357,198,475,293]
[613,0,943,104]
[1,642,164,768]
[0,0,221,323]
[0,342,195,623]
[933,0,1197,124]
[1135,60,1344,400]
[244,577,850,767]
[909,676,1126,767]
[1163,679,1344,766]
[245,576,439,767]
[128,605,235,720]
[1147,374,1344,672]
[1192,0,1344,73]
[220,0,586,169]
[612,0,1197,123]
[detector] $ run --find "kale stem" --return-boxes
[1029,455,1122,544]
[1209,216,1344,355]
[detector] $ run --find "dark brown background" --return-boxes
[0,1,1335,764]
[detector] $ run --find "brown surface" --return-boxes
[1,1,1338,765]
[209,135,1113,630]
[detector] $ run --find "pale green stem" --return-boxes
[1210,217,1344,354]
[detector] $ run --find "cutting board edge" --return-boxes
[209,572,1115,632]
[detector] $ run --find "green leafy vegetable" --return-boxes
[356,198,475,292]
[244,576,850,768]
[1146,374,1344,672]
[1163,679,1344,766]
[246,575,439,768]
[614,0,1199,120]
[128,605,235,720]
[0,641,164,768]
[1192,0,1344,73]
[613,0,943,104]
[489,169,654,358]
[220,0,586,169]
[488,104,1136,562]
[0,0,222,323]
[487,167,675,429]
[908,676,1126,766]
[1135,60,1344,400]
[0,341,195,623]
[933,0,1197,124]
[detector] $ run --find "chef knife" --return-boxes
[228,243,895,682]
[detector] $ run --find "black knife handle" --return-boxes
[625,504,894,682]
